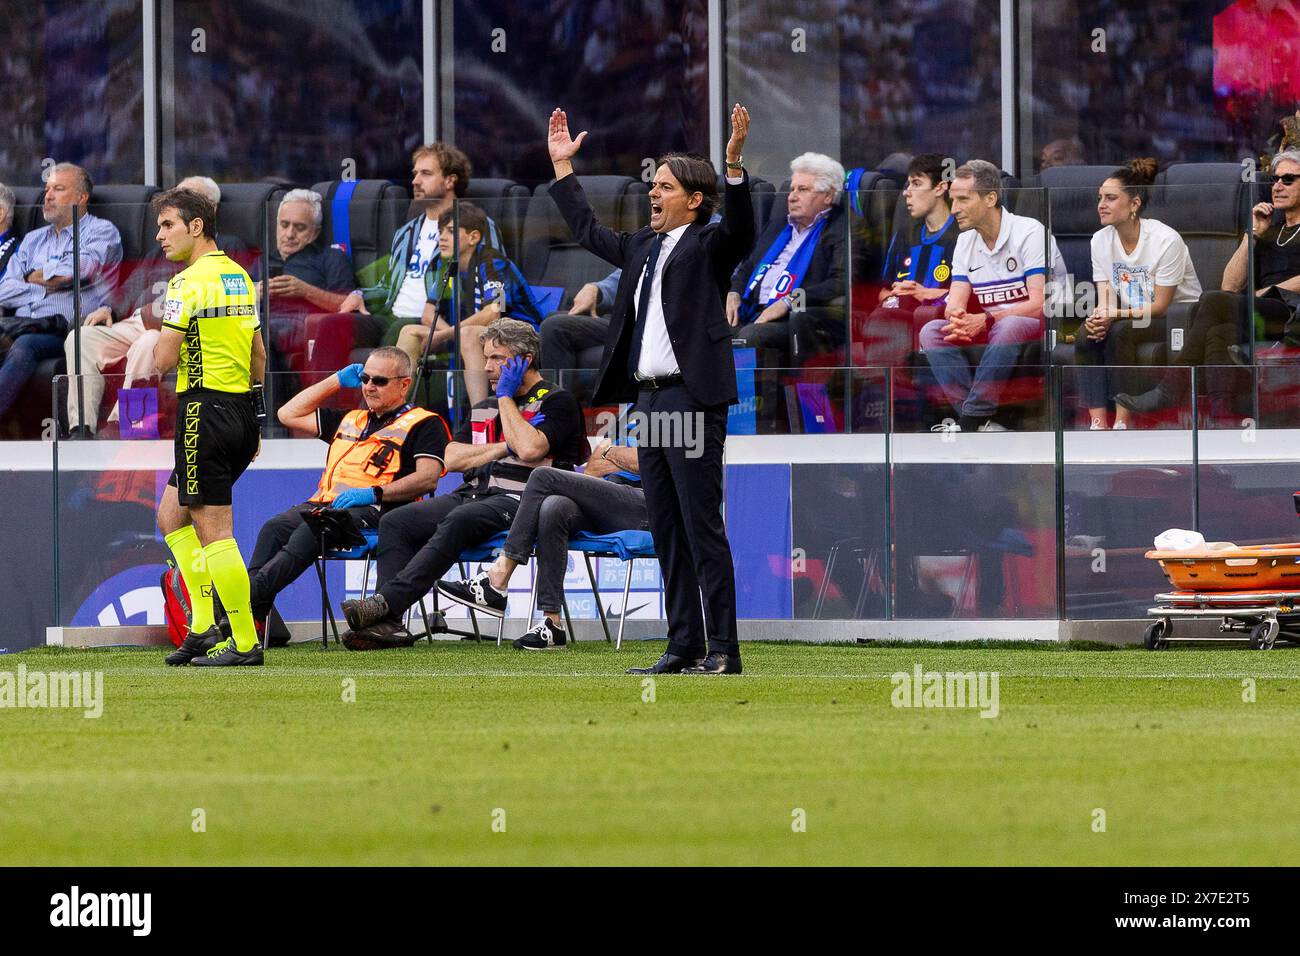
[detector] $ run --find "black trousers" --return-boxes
[502,467,649,613]
[636,383,738,657]
[248,503,378,618]
[376,487,520,616]
[540,312,610,370]
[1072,317,1167,408]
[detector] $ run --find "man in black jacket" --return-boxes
[727,151,847,363]
[546,103,754,675]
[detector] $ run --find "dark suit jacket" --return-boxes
[549,173,756,407]
[728,203,846,307]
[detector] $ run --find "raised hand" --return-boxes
[548,108,589,165]
[725,104,750,165]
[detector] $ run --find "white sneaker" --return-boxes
[930,420,961,433]
[977,420,1007,432]
[1090,417,1106,430]
[1113,421,1128,430]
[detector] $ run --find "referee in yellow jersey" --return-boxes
[150,187,268,667]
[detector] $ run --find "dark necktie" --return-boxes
[626,232,666,378]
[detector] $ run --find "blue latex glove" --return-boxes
[331,487,377,510]
[336,363,365,389]
[505,413,544,458]
[494,355,529,400]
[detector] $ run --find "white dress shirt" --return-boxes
[634,174,744,379]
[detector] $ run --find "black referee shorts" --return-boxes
[167,388,260,507]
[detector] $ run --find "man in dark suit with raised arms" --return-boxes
[546,103,754,674]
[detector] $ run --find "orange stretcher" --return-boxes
[1142,494,1300,649]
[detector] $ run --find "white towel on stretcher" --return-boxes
[1154,529,1236,552]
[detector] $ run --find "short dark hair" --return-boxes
[413,143,472,198]
[437,201,489,242]
[907,153,949,189]
[655,153,719,221]
[150,187,217,238]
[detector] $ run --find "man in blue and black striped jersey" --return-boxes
[862,154,957,366]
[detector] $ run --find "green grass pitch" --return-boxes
[2,640,1298,866]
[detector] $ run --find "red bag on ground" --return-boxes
[161,562,191,647]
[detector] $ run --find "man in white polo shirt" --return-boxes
[919,159,1065,432]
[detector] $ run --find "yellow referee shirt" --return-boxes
[161,251,261,393]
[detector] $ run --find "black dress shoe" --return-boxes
[682,652,743,675]
[625,651,705,675]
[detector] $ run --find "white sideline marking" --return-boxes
[75,668,1300,680]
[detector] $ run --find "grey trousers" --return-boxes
[502,467,648,613]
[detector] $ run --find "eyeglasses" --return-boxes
[1275,174,1300,187]
[359,373,399,386]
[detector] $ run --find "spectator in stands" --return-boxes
[538,268,622,372]
[254,188,356,389]
[338,318,588,650]
[438,421,648,651]
[0,184,18,277]
[1117,151,1300,419]
[63,176,246,438]
[394,202,543,406]
[920,159,1064,432]
[0,163,122,421]
[246,347,450,639]
[727,152,848,361]
[863,153,958,366]
[367,144,503,352]
[1073,158,1201,429]
[1038,137,1086,171]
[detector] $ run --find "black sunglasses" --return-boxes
[359,372,402,386]
[1275,174,1300,186]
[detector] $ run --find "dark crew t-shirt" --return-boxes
[1255,220,1300,289]
[257,242,356,318]
[453,379,587,494]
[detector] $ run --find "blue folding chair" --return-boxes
[540,530,656,650]
[316,528,379,648]
[443,531,512,645]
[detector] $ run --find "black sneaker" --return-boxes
[190,639,264,667]
[437,573,508,617]
[512,619,567,651]
[342,617,418,651]
[342,593,390,631]
[165,625,222,666]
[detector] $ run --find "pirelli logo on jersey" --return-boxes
[972,279,1030,307]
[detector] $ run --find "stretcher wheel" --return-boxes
[1248,619,1278,650]
[1143,618,1171,651]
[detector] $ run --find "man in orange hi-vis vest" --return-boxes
[240,346,450,640]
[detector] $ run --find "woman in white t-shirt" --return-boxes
[1074,158,1201,428]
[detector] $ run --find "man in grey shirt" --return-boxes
[0,162,122,420]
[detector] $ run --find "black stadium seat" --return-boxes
[524,175,648,297]
[747,176,777,234]
[216,182,291,258]
[1150,163,1250,359]
[88,185,159,266]
[9,186,44,238]
[311,180,410,275]
[464,178,530,265]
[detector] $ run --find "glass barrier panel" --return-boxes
[1058,365,1195,620]
[890,364,1057,620]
